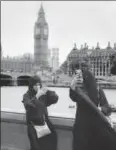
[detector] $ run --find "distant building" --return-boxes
[61,42,116,77]
[65,43,92,76]
[2,3,116,77]
[110,51,116,75]
[1,54,34,73]
[48,48,52,67]
[34,4,49,69]
[89,42,116,77]
[1,4,50,73]
[50,48,59,71]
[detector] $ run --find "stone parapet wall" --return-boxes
[1,111,73,150]
[1,111,116,150]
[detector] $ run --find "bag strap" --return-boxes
[31,115,46,126]
[43,115,46,122]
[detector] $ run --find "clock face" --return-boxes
[44,29,48,35]
[35,28,40,35]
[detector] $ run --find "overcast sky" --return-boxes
[1,1,116,64]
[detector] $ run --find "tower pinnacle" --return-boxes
[37,1,45,22]
[74,43,77,48]
[96,42,100,49]
[41,1,43,7]
[73,43,77,50]
[39,1,44,14]
[107,41,112,49]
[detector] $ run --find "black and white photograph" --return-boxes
[1,1,116,150]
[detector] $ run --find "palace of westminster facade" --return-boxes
[61,42,116,77]
[1,4,116,77]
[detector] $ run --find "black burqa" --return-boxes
[111,53,116,75]
[22,76,58,150]
[70,70,116,150]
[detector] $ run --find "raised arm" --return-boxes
[70,75,83,102]
[22,93,37,109]
[73,87,110,125]
[46,90,58,106]
[69,87,81,102]
[99,87,109,106]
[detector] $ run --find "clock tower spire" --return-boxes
[34,3,49,69]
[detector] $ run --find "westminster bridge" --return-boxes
[0,71,53,86]
[0,71,33,86]
[1,70,116,87]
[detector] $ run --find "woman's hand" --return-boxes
[101,105,112,116]
[36,87,48,99]
[70,77,78,90]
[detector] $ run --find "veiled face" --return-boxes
[75,69,83,82]
[33,83,41,92]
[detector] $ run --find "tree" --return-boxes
[60,61,68,74]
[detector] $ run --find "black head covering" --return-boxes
[28,75,42,97]
[28,75,42,87]
[72,57,89,72]
[82,69,99,106]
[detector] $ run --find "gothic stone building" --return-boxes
[1,4,50,73]
[1,55,34,73]
[34,4,49,69]
[89,42,116,77]
[61,42,116,77]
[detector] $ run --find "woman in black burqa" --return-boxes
[111,53,116,75]
[70,64,116,150]
[22,75,58,150]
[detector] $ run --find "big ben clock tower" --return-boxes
[34,4,49,69]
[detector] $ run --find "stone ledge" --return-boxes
[1,111,116,131]
[1,146,25,150]
[1,111,74,130]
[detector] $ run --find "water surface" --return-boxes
[1,86,116,121]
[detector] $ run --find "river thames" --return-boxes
[1,86,116,122]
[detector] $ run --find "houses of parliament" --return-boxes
[1,4,116,77]
[1,4,59,73]
[61,42,116,77]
